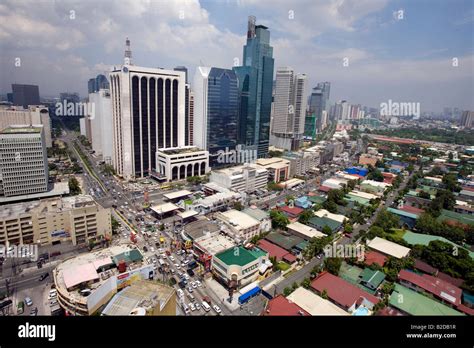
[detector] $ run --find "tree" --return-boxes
[442,173,461,192]
[68,177,81,195]
[233,201,244,211]
[283,287,294,296]
[321,289,328,300]
[111,216,120,235]
[373,208,400,231]
[269,210,289,229]
[298,209,313,225]
[301,278,311,289]
[418,190,431,199]
[322,225,332,235]
[324,257,342,276]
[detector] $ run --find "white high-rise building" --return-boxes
[88,88,113,164]
[270,67,307,151]
[0,105,52,147]
[109,39,186,180]
[0,125,48,197]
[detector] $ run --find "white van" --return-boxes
[202,301,211,312]
[188,293,195,302]
[177,289,184,298]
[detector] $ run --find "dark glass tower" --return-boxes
[233,16,274,158]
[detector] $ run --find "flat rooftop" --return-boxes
[217,209,260,230]
[287,287,349,316]
[287,222,326,239]
[163,190,192,200]
[101,280,175,316]
[367,237,411,259]
[194,231,236,256]
[184,219,220,240]
[157,146,203,155]
[150,202,179,214]
[0,125,42,134]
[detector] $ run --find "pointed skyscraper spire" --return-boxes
[124,37,132,65]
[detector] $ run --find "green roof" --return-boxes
[359,268,385,288]
[215,246,267,267]
[308,195,326,204]
[112,249,143,265]
[403,231,474,259]
[308,216,341,233]
[389,284,464,316]
[344,194,370,206]
[438,209,474,226]
[387,207,419,219]
[339,262,363,285]
[265,232,303,251]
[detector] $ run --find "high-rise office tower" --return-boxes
[109,38,186,179]
[194,67,239,167]
[12,84,40,108]
[188,91,194,146]
[89,88,113,163]
[89,74,110,93]
[0,125,48,197]
[234,16,274,158]
[304,82,330,140]
[174,66,188,84]
[270,67,307,151]
[460,111,473,128]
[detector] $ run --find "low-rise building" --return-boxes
[287,221,326,240]
[212,245,270,288]
[101,280,176,316]
[210,164,268,192]
[191,189,242,214]
[287,287,349,316]
[360,180,391,195]
[215,209,261,241]
[366,237,411,259]
[156,146,209,182]
[242,207,271,233]
[53,246,153,315]
[255,157,290,183]
[0,195,111,246]
[262,294,309,316]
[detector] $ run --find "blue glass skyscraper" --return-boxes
[233,16,274,158]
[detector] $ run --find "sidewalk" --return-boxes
[204,278,240,312]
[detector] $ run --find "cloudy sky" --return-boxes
[0,0,473,112]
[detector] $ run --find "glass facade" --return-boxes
[234,20,274,158]
[207,68,239,166]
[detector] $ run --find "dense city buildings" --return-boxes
[233,16,274,158]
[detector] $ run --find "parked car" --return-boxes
[39,272,49,281]
[213,305,222,314]
[24,297,33,306]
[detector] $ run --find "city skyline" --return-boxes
[0,0,473,112]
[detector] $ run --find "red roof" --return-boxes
[398,269,462,306]
[318,185,332,193]
[262,295,310,316]
[457,304,474,316]
[462,186,474,192]
[258,239,296,263]
[364,251,387,267]
[277,205,304,217]
[413,259,438,275]
[436,272,464,287]
[376,306,405,316]
[399,205,425,215]
[311,271,380,309]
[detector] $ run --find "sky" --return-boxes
[0,0,473,112]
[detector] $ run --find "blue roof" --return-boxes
[238,286,261,304]
[387,207,418,220]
